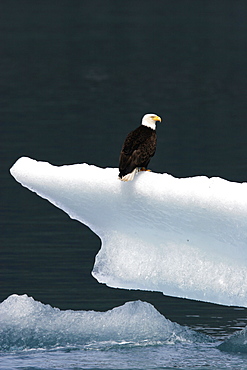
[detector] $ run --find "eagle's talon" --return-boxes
[139,168,152,172]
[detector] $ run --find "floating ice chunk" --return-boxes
[10,157,247,307]
[0,294,202,351]
[219,326,247,353]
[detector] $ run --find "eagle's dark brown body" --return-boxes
[119,125,157,179]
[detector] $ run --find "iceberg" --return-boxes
[10,157,247,307]
[0,294,203,351]
[218,325,247,353]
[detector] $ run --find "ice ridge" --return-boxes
[0,294,202,351]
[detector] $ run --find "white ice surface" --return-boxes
[10,157,247,307]
[0,294,201,350]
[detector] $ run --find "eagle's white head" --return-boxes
[141,113,162,130]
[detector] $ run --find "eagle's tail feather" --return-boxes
[118,168,137,182]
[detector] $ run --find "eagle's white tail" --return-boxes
[118,168,137,182]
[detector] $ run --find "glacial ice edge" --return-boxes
[10,157,247,307]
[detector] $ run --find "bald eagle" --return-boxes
[118,113,161,181]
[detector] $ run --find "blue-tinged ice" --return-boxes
[219,326,247,353]
[10,157,247,307]
[0,294,203,351]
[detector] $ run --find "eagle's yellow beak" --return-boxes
[153,115,162,122]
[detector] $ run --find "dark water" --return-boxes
[2,0,247,351]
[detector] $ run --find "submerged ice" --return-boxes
[0,294,202,351]
[10,157,247,307]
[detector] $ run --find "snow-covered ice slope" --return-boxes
[10,157,247,307]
